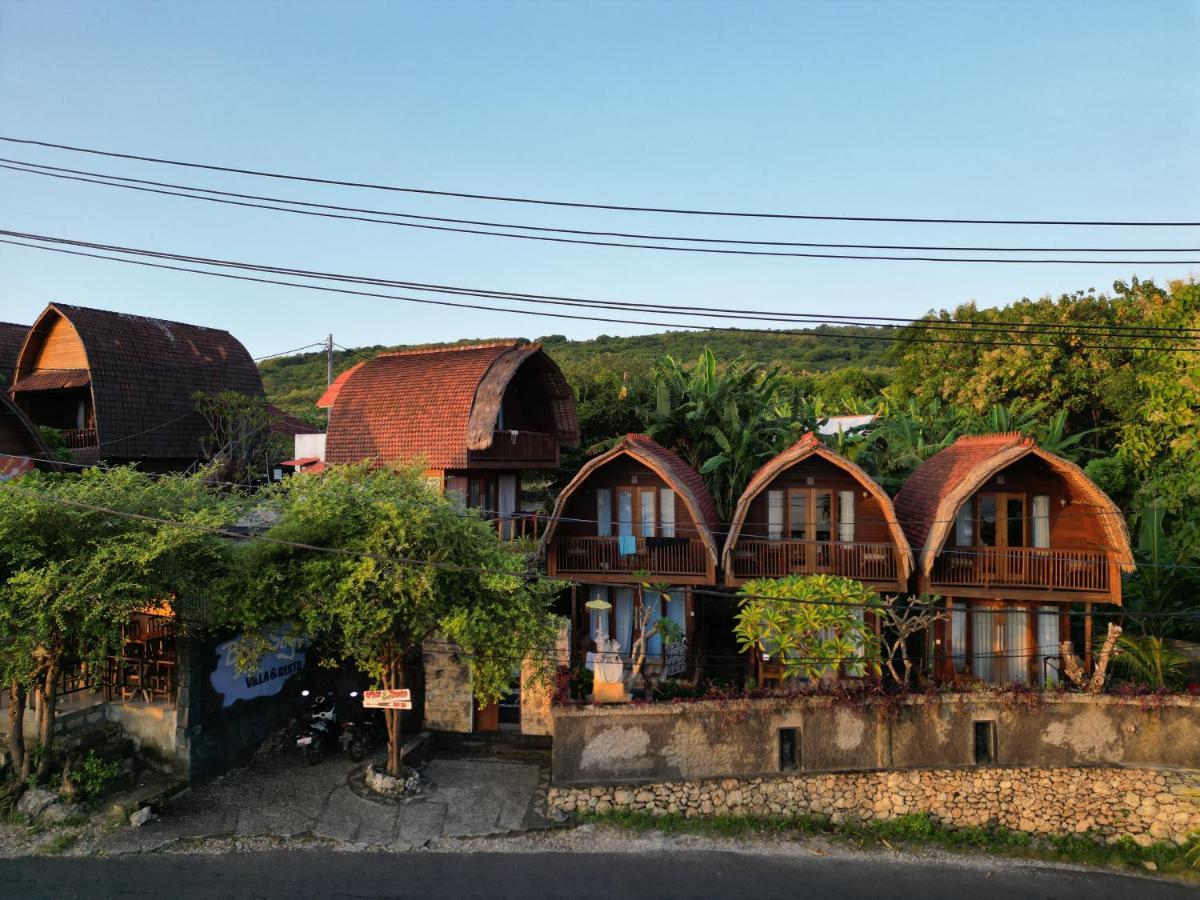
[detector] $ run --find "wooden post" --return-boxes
[1083,602,1093,674]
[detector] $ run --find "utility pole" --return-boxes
[326,334,334,429]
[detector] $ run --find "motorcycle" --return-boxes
[339,691,385,762]
[296,689,337,765]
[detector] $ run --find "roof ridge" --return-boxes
[49,302,235,336]
[377,340,528,359]
[952,431,1033,445]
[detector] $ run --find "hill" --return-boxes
[259,325,896,423]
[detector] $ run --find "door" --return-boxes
[786,488,834,571]
[977,493,1026,583]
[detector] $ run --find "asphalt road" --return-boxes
[0,850,1191,899]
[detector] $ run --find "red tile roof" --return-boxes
[14,304,263,461]
[267,404,322,437]
[894,433,1133,577]
[623,434,720,533]
[322,342,577,470]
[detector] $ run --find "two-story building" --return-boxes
[894,433,1134,684]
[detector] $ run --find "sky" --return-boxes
[1,0,1197,359]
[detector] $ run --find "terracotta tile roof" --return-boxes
[623,434,720,533]
[894,433,1133,577]
[267,404,322,436]
[0,322,26,386]
[15,304,263,461]
[322,342,578,470]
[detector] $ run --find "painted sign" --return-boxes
[209,628,305,709]
[363,689,411,709]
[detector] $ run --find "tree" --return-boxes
[733,575,880,682]
[221,464,559,776]
[623,578,684,694]
[194,390,290,486]
[0,467,231,779]
[875,594,945,687]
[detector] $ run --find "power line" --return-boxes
[3,233,1196,352]
[3,134,1197,227]
[3,162,1197,265]
[5,156,1200,256]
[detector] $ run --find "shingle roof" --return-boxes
[322,342,577,469]
[723,433,912,579]
[539,433,722,569]
[267,404,322,437]
[0,322,27,386]
[894,433,1133,576]
[14,303,263,460]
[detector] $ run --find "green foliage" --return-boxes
[1111,634,1188,689]
[72,751,120,802]
[733,575,880,681]
[1084,455,1132,506]
[194,390,290,485]
[1121,505,1200,640]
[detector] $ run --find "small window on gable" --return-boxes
[779,727,800,771]
[974,721,996,765]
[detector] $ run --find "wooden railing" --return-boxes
[470,430,559,464]
[931,547,1110,593]
[552,535,709,577]
[493,512,542,542]
[60,428,97,449]
[729,539,902,583]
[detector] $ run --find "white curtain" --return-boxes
[1032,495,1050,548]
[445,476,468,512]
[640,491,656,537]
[498,475,517,541]
[955,501,974,546]
[768,490,784,540]
[613,588,635,658]
[596,488,612,537]
[647,589,686,658]
[1004,606,1029,684]
[950,607,968,672]
[617,490,634,537]
[1037,605,1060,684]
[971,608,995,681]
[838,490,856,542]
[659,489,676,537]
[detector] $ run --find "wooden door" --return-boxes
[786,488,834,571]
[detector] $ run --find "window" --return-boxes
[639,489,656,538]
[950,607,968,673]
[978,495,998,546]
[1004,606,1029,684]
[838,491,855,542]
[971,607,996,681]
[616,489,634,538]
[788,491,807,540]
[813,492,832,543]
[954,501,973,547]
[645,588,686,657]
[767,490,784,540]
[1006,496,1025,549]
[596,488,612,537]
[1036,605,1060,684]
[974,721,996,765]
[659,489,676,538]
[778,728,800,771]
[613,588,635,655]
[1031,495,1050,548]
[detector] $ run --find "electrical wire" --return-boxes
[4,135,1198,227]
[5,156,1200,255]
[3,234,1196,353]
[3,162,1197,265]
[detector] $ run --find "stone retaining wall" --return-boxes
[549,766,1200,845]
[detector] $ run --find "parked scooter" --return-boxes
[296,689,337,765]
[339,691,385,762]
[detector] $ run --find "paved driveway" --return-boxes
[96,749,548,855]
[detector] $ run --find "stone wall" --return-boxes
[520,622,571,737]
[553,694,1200,785]
[549,766,1200,845]
[422,638,474,733]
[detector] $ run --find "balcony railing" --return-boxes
[60,428,98,449]
[552,535,709,578]
[729,539,902,583]
[492,512,542,543]
[470,430,558,464]
[931,547,1110,593]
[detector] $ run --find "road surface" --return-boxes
[0,849,1190,899]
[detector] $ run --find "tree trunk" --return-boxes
[7,682,27,779]
[35,660,58,780]
[381,643,405,777]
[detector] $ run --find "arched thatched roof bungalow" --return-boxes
[11,303,263,468]
[722,433,912,591]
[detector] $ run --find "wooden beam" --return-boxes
[1084,602,1093,674]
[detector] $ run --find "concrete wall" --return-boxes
[549,766,1200,846]
[552,694,1200,786]
[105,703,176,769]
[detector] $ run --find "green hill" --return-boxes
[259,325,896,424]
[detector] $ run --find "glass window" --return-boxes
[954,501,974,546]
[640,490,656,538]
[617,489,633,538]
[978,496,997,547]
[971,608,995,681]
[1036,605,1060,684]
[1006,496,1025,549]
[767,490,784,540]
[659,489,676,538]
[596,488,612,537]
[1031,495,1050,549]
[1004,606,1029,684]
[814,492,833,543]
[788,491,807,540]
[613,588,635,657]
[838,491,855,542]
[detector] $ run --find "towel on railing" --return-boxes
[618,534,638,556]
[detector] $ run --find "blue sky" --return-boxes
[1,0,1197,358]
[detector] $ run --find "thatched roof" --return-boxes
[721,433,913,579]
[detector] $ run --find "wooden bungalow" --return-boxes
[541,434,721,673]
[319,341,578,538]
[722,434,912,593]
[0,391,57,480]
[0,321,26,387]
[894,434,1135,685]
[9,303,264,470]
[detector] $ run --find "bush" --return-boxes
[72,752,120,802]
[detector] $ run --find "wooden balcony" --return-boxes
[469,430,559,467]
[492,512,543,543]
[728,539,904,587]
[931,547,1113,597]
[60,427,97,450]
[549,535,710,581]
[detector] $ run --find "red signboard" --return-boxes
[363,689,412,709]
